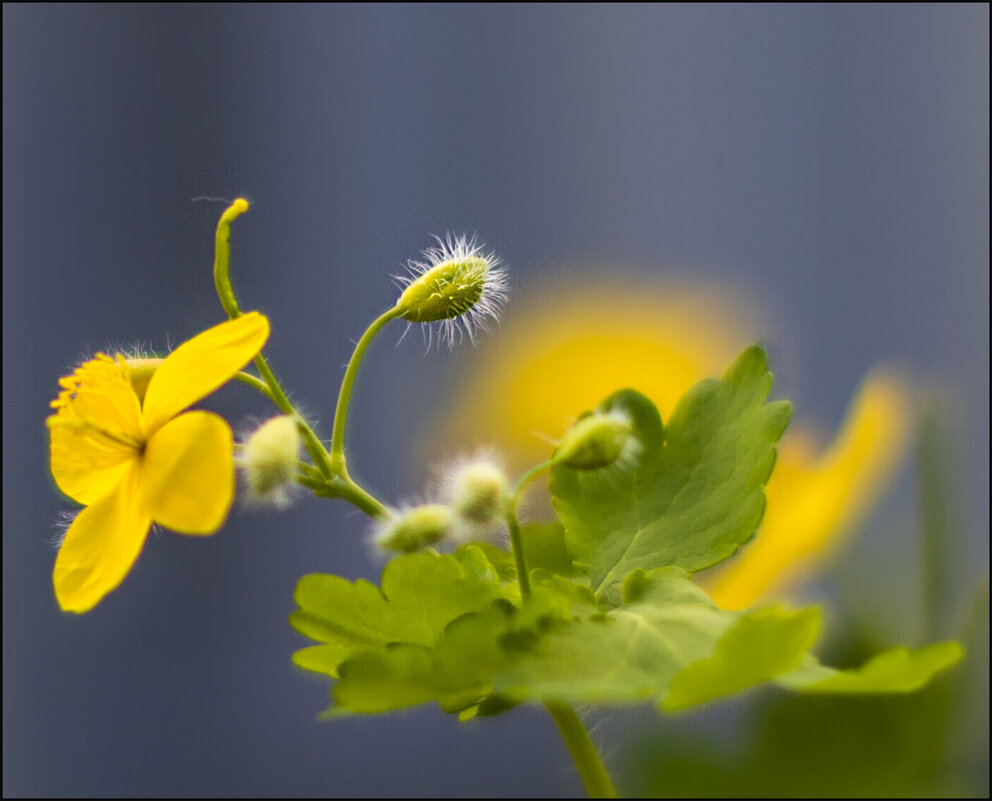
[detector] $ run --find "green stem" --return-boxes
[505,502,531,601]
[247,347,388,518]
[213,198,249,320]
[329,306,404,472]
[251,352,336,477]
[545,702,618,798]
[315,475,388,519]
[233,370,278,405]
[212,199,387,518]
[504,460,552,602]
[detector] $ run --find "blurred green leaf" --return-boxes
[664,606,820,711]
[331,568,848,716]
[623,391,984,798]
[777,641,963,694]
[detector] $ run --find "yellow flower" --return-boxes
[48,312,270,613]
[429,279,912,609]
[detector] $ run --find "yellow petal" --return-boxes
[53,463,151,613]
[141,312,269,435]
[425,280,754,470]
[139,411,234,534]
[49,419,136,505]
[707,369,913,609]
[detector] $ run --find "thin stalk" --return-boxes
[504,460,552,602]
[317,475,388,519]
[251,352,337,478]
[545,702,618,798]
[329,306,404,471]
[212,197,384,515]
[505,503,531,601]
[233,370,278,405]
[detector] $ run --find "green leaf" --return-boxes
[332,599,520,714]
[330,577,597,715]
[325,565,963,717]
[551,346,791,599]
[663,606,821,711]
[494,569,818,709]
[331,567,815,715]
[465,521,578,584]
[494,568,732,704]
[290,546,502,677]
[777,641,965,694]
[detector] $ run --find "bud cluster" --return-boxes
[373,456,509,554]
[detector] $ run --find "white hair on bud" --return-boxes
[436,450,509,543]
[394,234,508,350]
[236,415,302,510]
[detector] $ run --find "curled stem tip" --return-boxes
[221,197,250,225]
[214,198,250,320]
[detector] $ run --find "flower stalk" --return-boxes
[546,702,618,798]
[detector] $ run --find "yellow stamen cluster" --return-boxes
[49,353,142,451]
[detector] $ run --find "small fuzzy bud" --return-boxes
[395,235,507,349]
[240,415,301,507]
[375,504,454,553]
[552,410,639,471]
[398,255,489,323]
[448,460,508,525]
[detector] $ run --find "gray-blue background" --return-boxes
[4,5,988,797]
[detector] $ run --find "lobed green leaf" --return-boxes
[290,546,503,677]
[329,567,833,715]
[663,606,820,711]
[551,346,791,600]
[776,641,965,694]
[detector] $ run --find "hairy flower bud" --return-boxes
[374,504,455,553]
[552,409,640,471]
[447,459,508,525]
[395,234,507,349]
[240,415,301,507]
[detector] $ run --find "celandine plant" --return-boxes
[48,200,964,797]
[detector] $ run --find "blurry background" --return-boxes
[3,5,987,797]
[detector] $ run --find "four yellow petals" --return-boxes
[47,312,270,613]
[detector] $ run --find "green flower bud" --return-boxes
[240,415,301,507]
[375,504,454,553]
[395,235,507,349]
[447,459,508,525]
[552,410,640,471]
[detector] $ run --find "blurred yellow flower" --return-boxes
[431,279,911,609]
[47,312,269,613]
